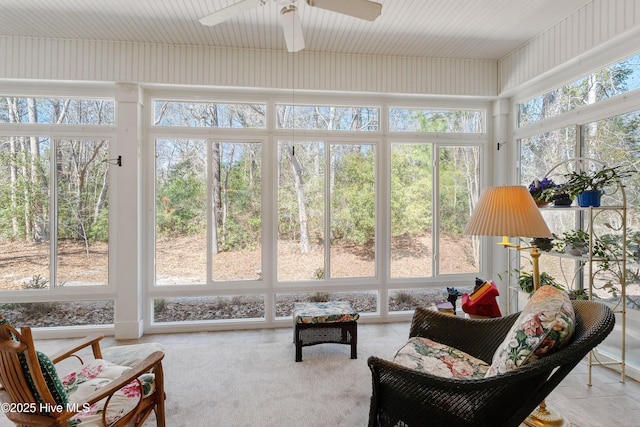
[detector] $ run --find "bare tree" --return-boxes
[6,98,19,235]
[283,142,310,253]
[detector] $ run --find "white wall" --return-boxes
[0,36,496,97]
[499,0,640,96]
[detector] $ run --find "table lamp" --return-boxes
[464,185,566,427]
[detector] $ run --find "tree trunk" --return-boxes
[221,144,235,248]
[284,143,310,253]
[211,142,222,255]
[27,98,45,242]
[6,98,19,235]
[94,166,108,224]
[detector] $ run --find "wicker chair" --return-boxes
[368,300,615,427]
[0,317,165,427]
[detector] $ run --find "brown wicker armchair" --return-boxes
[368,300,615,427]
[0,317,165,427]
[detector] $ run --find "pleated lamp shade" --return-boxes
[464,185,552,238]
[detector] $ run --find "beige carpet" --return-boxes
[158,326,408,427]
[1,323,640,427]
[0,323,409,427]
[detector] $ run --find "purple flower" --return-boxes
[529,177,556,201]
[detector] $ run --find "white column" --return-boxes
[491,98,512,312]
[113,83,144,339]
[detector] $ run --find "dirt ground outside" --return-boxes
[8,234,638,326]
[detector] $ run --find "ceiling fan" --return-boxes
[199,0,383,53]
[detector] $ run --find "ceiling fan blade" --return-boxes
[199,0,265,27]
[280,6,305,52]
[306,0,382,21]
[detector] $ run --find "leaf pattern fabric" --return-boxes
[61,359,156,426]
[293,301,360,324]
[485,285,575,377]
[101,342,164,367]
[393,336,490,379]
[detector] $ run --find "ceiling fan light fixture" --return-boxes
[280,5,305,52]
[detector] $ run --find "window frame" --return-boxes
[0,98,117,309]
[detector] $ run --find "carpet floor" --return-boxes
[1,322,639,426]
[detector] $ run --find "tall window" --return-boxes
[389,143,433,277]
[277,141,375,281]
[154,139,262,284]
[438,146,480,275]
[388,144,481,278]
[153,100,266,286]
[0,96,114,327]
[0,98,113,291]
[275,104,379,281]
[389,107,483,279]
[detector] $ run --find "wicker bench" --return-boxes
[293,301,359,362]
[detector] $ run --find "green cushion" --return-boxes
[0,318,68,414]
[19,350,69,411]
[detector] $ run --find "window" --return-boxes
[389,108,485,133]
[154,101,265,128]
[0,96,114,327]
[149,96,487,324]
[520,126,577,186]
[437,146,480,274]
[277,141,375,281]
[155,139,262,284]
[517,69,640,375]
[276,104,379,131]
[0,97,114,125]
[389,143,481,278]
[390,143,433,277]
[518,52,640,127]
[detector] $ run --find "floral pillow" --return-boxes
[485,285,575,377]
[62,358,156,426]
[393,336,490,379]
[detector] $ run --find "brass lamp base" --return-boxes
[523,401,568,427]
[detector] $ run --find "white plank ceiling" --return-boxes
[0,0,592,60]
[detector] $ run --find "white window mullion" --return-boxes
[50,137,58,288]
[207,140,213,285]
[324,141,331,279]
[432,143,440,277]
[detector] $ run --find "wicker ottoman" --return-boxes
[293,301,359,362]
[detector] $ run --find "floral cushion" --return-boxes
[392,337,490,379]
[62,359,156,427]
[293,301,360,324]
[101,342,165,367]
[485,285,575,377]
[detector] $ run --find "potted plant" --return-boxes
[530,236,554,251]
[561,229,589,256]
[528,177,557,206]
[517,270,562,294]
[562,165,630,207]
[550,184,574,206]
[567,288,589,300]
